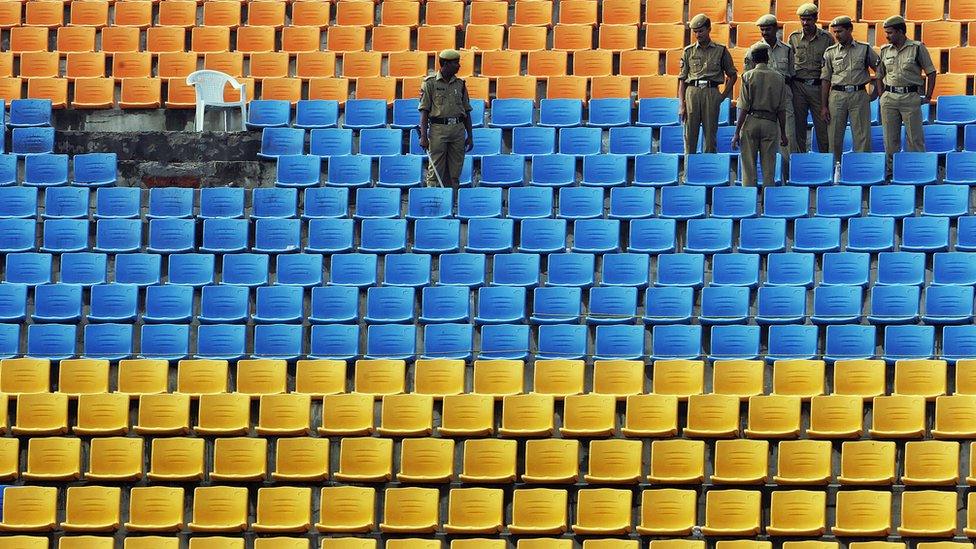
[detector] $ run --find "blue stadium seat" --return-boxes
[489,98,534,128]
[608,127,653,156]
[422,322,474,360]
[197,324,246,360]
[221,253,269,287]
[737,154,782,185]
[528,286,580,324]
[609,187,655,219]
[407,187,452,219]
[716,126,739,156]
[480,324,530,360]
[933,252,976,285]
[140,324,189,360]
[60,252,107,285]
[245,99,291,129]
[254,218,301,253]
[253,187,298,219]
[547,252,595,287]
[0,219,35,253]
[492,253,541,287]
[923,285,974,324]
[643,286,693,324]
[602,254,650,287]
[756,286,806,324]
[200,286,250,323]
[557,186,603,219]
[815,185,861,218]
[884,325,934,362]
[276,253,323,287]
[0,155,16,186]
[891,151,938,185]
[959,216,976,251]
[518,218,565,253]
[41,219,88,253]
[359,128,402,157]
[634,154,680,186]
[254,286,304,323]
[303,187,348,219]
[310,286,359,323]
[766,324,819,362]
[869,284,920,324]
[471,128,503,157]
[902,216,950,252]
[377,155,424,188]
[712,253,760,287]
[530,154,576,187]
[94,187,139,219]
[467,218,515,253]
[10,99,52,127]
[788,153,833,186]
[537,324,587,360]
[0,187,38,219]
[877,252,925,286]
[84,323,133,360]
[559,127,602,156]
[821,252,869,286]
[920,124,958,154]
[413,219,461,254]
[701,286,750,324]
[812,126,853,154]
[24,154,68,187]
[812,285,862,325]
[144,284,194,323]
[684,154,731,186]
[712,186,758,219]
[738,217,786,254]
[839,152,885,185]
[944,151,976,184]
[656,253,705,287]
[167,254,215,287]
[366,324,416,360]
[254,324,303,360]
[651,324,702,360]
[480,154,526,187]
[310,324,360,360]
[343,99,388,129]
[923,184,968,217]
[709,325,759,360]
[581,154,627,187]
[869,99,880,125]
[763,186,808,219]
[718,98,733,125]
[439,253,486,287]
[470,100,486,128]
[148,188,193,219]
[587,286,637,324]
[766,253,815,287]
[355,187,400,219]
[539,99,583,127]
[458,155,474,186]
[458,188,502,219]
[685,218,732,254]
[197,187,244,220]
[392,98,420,129]
[587,98,631,128]
[330,253,378,287]
[200,218,247,254]
[27,324,76,359]
[72,153,117,187]
[629,219,676,253]
[637,98,680,127]
[659,126,685,154]
[306,219,354,253]
[943,325,976,362]
[259,127,305,159]
[365,286,414,323]
[116,253,161,286]
[594,325,644,360]
[870,125,885,152]
[868,184,915,218]
[573,219,620,253]
[310,128,354,157]
[275,155,321,188]
[0,284,27,322]
[660,185,706,219]
[33,284,83,322]
[825,324,876,362]
[935,95,976,125]
[847,216,895,252]
[420,285,470,323]
[508,187,553,220]
[359,218,408,254]
[12,127,55,157]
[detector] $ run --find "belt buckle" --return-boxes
[844,85,856,92]
[696,81,709,88]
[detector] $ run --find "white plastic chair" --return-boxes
[186,70,248,132]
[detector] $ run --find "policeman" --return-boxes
[678,13,738,156]
[418,49,474,188]
[789,3,834,153]
[877,15,937,157]
[733,44,790,187]
[744,14,794,180]
[821,15,879,162]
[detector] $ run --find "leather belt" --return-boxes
[688,80,721,88]
[831,84,865,92]
[749,110,778,121]
[793,78,821,86]
[430,116,462,125]
[885,85,920,93]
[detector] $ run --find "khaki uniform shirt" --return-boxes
[678,40,737,83]
[789,28,834,79]
[744,39,795,79]
[822,40,880,86]
[739,63,787,116]
[877,39,936,87]
[418,72,472,118]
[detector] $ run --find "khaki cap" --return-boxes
[438,49,461,60]
[830,15,853,26]
[796,3,819,16]
[756,14,778,26]
[689,13,711,29]
[883,15,906,27]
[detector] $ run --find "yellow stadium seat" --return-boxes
[388,50,429,80]
[324,25,364,53]
[87,437,142,481]
[451,541,504,549]
[622,394,678,437]
[321,541,374,549]
[248,1,285,28]
[637,489,696,535]
[117,359,168,396]
[59,538,113,549]
[950,46,976,73]
[188,486,248,532]
[638,75,680,99]
[701,489,761,536]
[10,27,49,55]
[103,26,141,56]
[499,393,555,436]
[573,49,613,78]
[136,393,191,435]
[561,393,616,436]
[26,77,68,108]
[195,392,249,435]
[472,359,524,398]
[176,359,228,397]
[385,541,438,549]
[685,393,740,438]
[869,395,926,438]
[281,26,321,55]
[58,26,96,55]
[560,0,597,25]
[496,75,539,102]
[444,488,504,534]
[573,488,632,535]
[782,542,838,549]
[731,0,770,25]
[148,437,204,481]
[772,359,825,399]
[62,486,121,532]
[354,359,406,396]
[73,393,128,435]
[158,51,198,79]
[1,358,49,395]
[254,540,309,549]
[470,1,508,26]
[553,24,593,51]
[690,0,729,23]
[591,360,643,399]
[0,487,58,531]
[839,441,896,485]
[518,540,572,549]
[774,440,833,485]
[380,487,439,533]
[124,537,180,549]
[745,394,801,438]
[250,53,289,80]
[440,394,494,436]
[508,25,549,52]
[903,441,960,486]
[514,1,553,26]
[382,1,420,27]
[807,394,862,438]
[0,2,21,29]
[509,488,568,534]
[114,2,152,28]
[25,1,62,28]
[894,359,947,400]
[712,360,764,400]
[335,437,393,482]
[72,77,115,109]
[272,437,329,482]
[523,438,579,483]
[188,538,244,549]
[648,439,705,483]
[533,359,584,398]
[294,360,346,397]
[377,393,433,436]
[767,490,826,536]
[256,393,311,436]
[933,395,976,438]
[66,52,106,80]
[417,25,457,54]
[397,437,455,483]
[125,487,184,532]
[645,0,685,24]
[211,437,267,482]
[599,24,638,52]
[651,359,704,399]
[966,492,976,535]
[581,542,639,549]
[833,359,886,399]
[336,1,374,27]
[316,487,375,533]
[459,439,517,483]
[412,359,463,398]
[899,490,957,537]
[0,438,18,481]
[203,1,241,28]
[291,2,329,28]
[253,487,311,533]
[14,392,68,435]
[715,542,768,549]
[584,439,642,484]
[24,437,80,481]
[481,50,522,79]
[711,439,769,484]
[319,392,374,435]
[932,72,968,101]
[159,1,196,28]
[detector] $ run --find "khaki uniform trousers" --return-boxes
[792,81,830,153]
[425,122,466,187]
[779,86,795,182]
[880,91,926,156]
[828,88,872,162]
[740,115,780,187]
[684,85,723,155]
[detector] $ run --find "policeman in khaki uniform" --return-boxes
[789,3,834,153]
[877,15,937,157]
[821,15,880,162]
[678,13,738,156]
[733,44,790,187]
[744,14,794,180]
[418,49,474,188]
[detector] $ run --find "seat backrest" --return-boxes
[186,69,242,104]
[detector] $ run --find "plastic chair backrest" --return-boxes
[186,69,243,106]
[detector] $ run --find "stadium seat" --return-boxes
[60,252,108,286]
[635,154,680,186]
[325,155,371,187]
[877,252,926,286]
[812,286,863,325]
[839,152,886,185]
[685,218,733,254]
[739,217,787,254]
[868,185,915,218]
[539,99,583,127]
[559,127,602,156]
[903,216,950,252]
[661,186,706,220]
[588,98,632,127]
[936,95,976,125]
[869,285,921,324]
[923,184,969,217]
[815,186,861,218]
[685,154,731,186]
[789,153,834,186]
[24,154,68,187]
[530,154,576,187]
[892,151,939,185]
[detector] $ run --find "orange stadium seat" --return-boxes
[932,72,968,99]
[236,25,275,54]
[425,2,464,28]
[950,46,976,72]
[922,21,963,51]
[66,52,107,79]
[508,25,549,52]
[11,27,49,55]
[0,53,12,77]
[281,26,321,54]
[163,81,197,108]
[645,24,686,50]
[528,50,569,78]
[515,1,554,27]
[737,25,762,48]
[355,76,396,103]
[372,25,411,54]
[646,0,685,24]
[0,2,22,30]
[205,52,244,77]
[731,0,771,26]
[465,24,505,51]
[620,50,661,78]
[382,2,420,27]
[336,1,375,27]
[400,76,423,99]
[861,0,901,23]
[775,0,806,21]
[343,51,383,79]
[689,0,729,23]
[554,24,594,51]
[291,1,329,28]
[817,0,855,25]
[603,0,641,25]
[327,25,366,53]
[148,27,187,55]
[418,25,456,53]
[70,1,109,28]
[20,52,59,79]
[560,0,597,25]
[27,77,68,108]
[573,49,613,78]
[951,0,976,21]
[599,24,639,52]
[638,75,679,98]
[783,21,802,39]
[102,27,141,56]
[113,2,152,28]
[57,27,96,55]
[0,77,22,101]
[120,77,162,108]
[25,1,63,28]
[158,1,197,28]
[250,52,289,79]
[730,47,750,70]
[296,51,337,79]
[665,49,682,75]
[481,50,522,79]
[907,0,946,22]
[547,75,588,101]
[158,52,198,79]
[712,23,732,45]
[388,51,429,79]
[471,2,509,26]
[203,1,242,28]
[248,1,286,28]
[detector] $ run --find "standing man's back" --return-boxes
[678,14,738,156]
